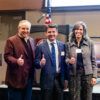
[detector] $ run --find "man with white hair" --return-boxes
[4,20,35,100]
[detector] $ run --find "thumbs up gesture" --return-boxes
[40,54,46,67]
[17,54,24,66]
[69,56,76,64]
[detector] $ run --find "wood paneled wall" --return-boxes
[0,0,43,10]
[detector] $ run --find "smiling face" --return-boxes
[18,20,31,38]
[74,25,84,40]
[45,27,58,42]
[18,25,30,38]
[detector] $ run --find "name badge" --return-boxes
[61,51,65,56]
[76,49,82,53]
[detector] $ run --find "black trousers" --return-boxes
[41,74,63,100]
[69,73,93,100]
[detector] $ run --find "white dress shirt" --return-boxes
[47,39,59,73]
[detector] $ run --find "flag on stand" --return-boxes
[45,0,52,25]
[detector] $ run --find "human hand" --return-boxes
[40,54,46,67]
[17,54,24,66]
[91,78,97,86]
[64,80,68,90]
[69,57,76,64]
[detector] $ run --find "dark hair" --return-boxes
[45,24,58,32]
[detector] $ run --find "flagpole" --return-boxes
[45,0,52,26]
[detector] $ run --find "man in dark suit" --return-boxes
[34,24,69,100]
[4,20,35,100]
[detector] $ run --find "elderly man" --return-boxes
[4,20,35,100]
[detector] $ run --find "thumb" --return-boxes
[42,54,45,59]
[19,54,23,59]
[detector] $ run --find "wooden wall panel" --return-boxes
[0,0,43,10]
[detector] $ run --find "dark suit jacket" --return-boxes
[34,40,68,90]
[4,34,35,88]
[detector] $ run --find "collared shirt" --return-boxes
[24,37,30,43]
[18,33,29,43]
[47,39,59,72]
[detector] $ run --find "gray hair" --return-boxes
[69,21,90,42]
[18,20,31,30]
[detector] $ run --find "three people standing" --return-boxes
[4,20,97,100]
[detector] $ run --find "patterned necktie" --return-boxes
[51,43,56,69]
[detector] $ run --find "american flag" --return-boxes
[45,0,52,25]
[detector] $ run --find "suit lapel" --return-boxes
[28,38,35,58]
[57,41,61,64]
[43,41,53,62]
[16,35,28,56]
[43,40,62,64]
